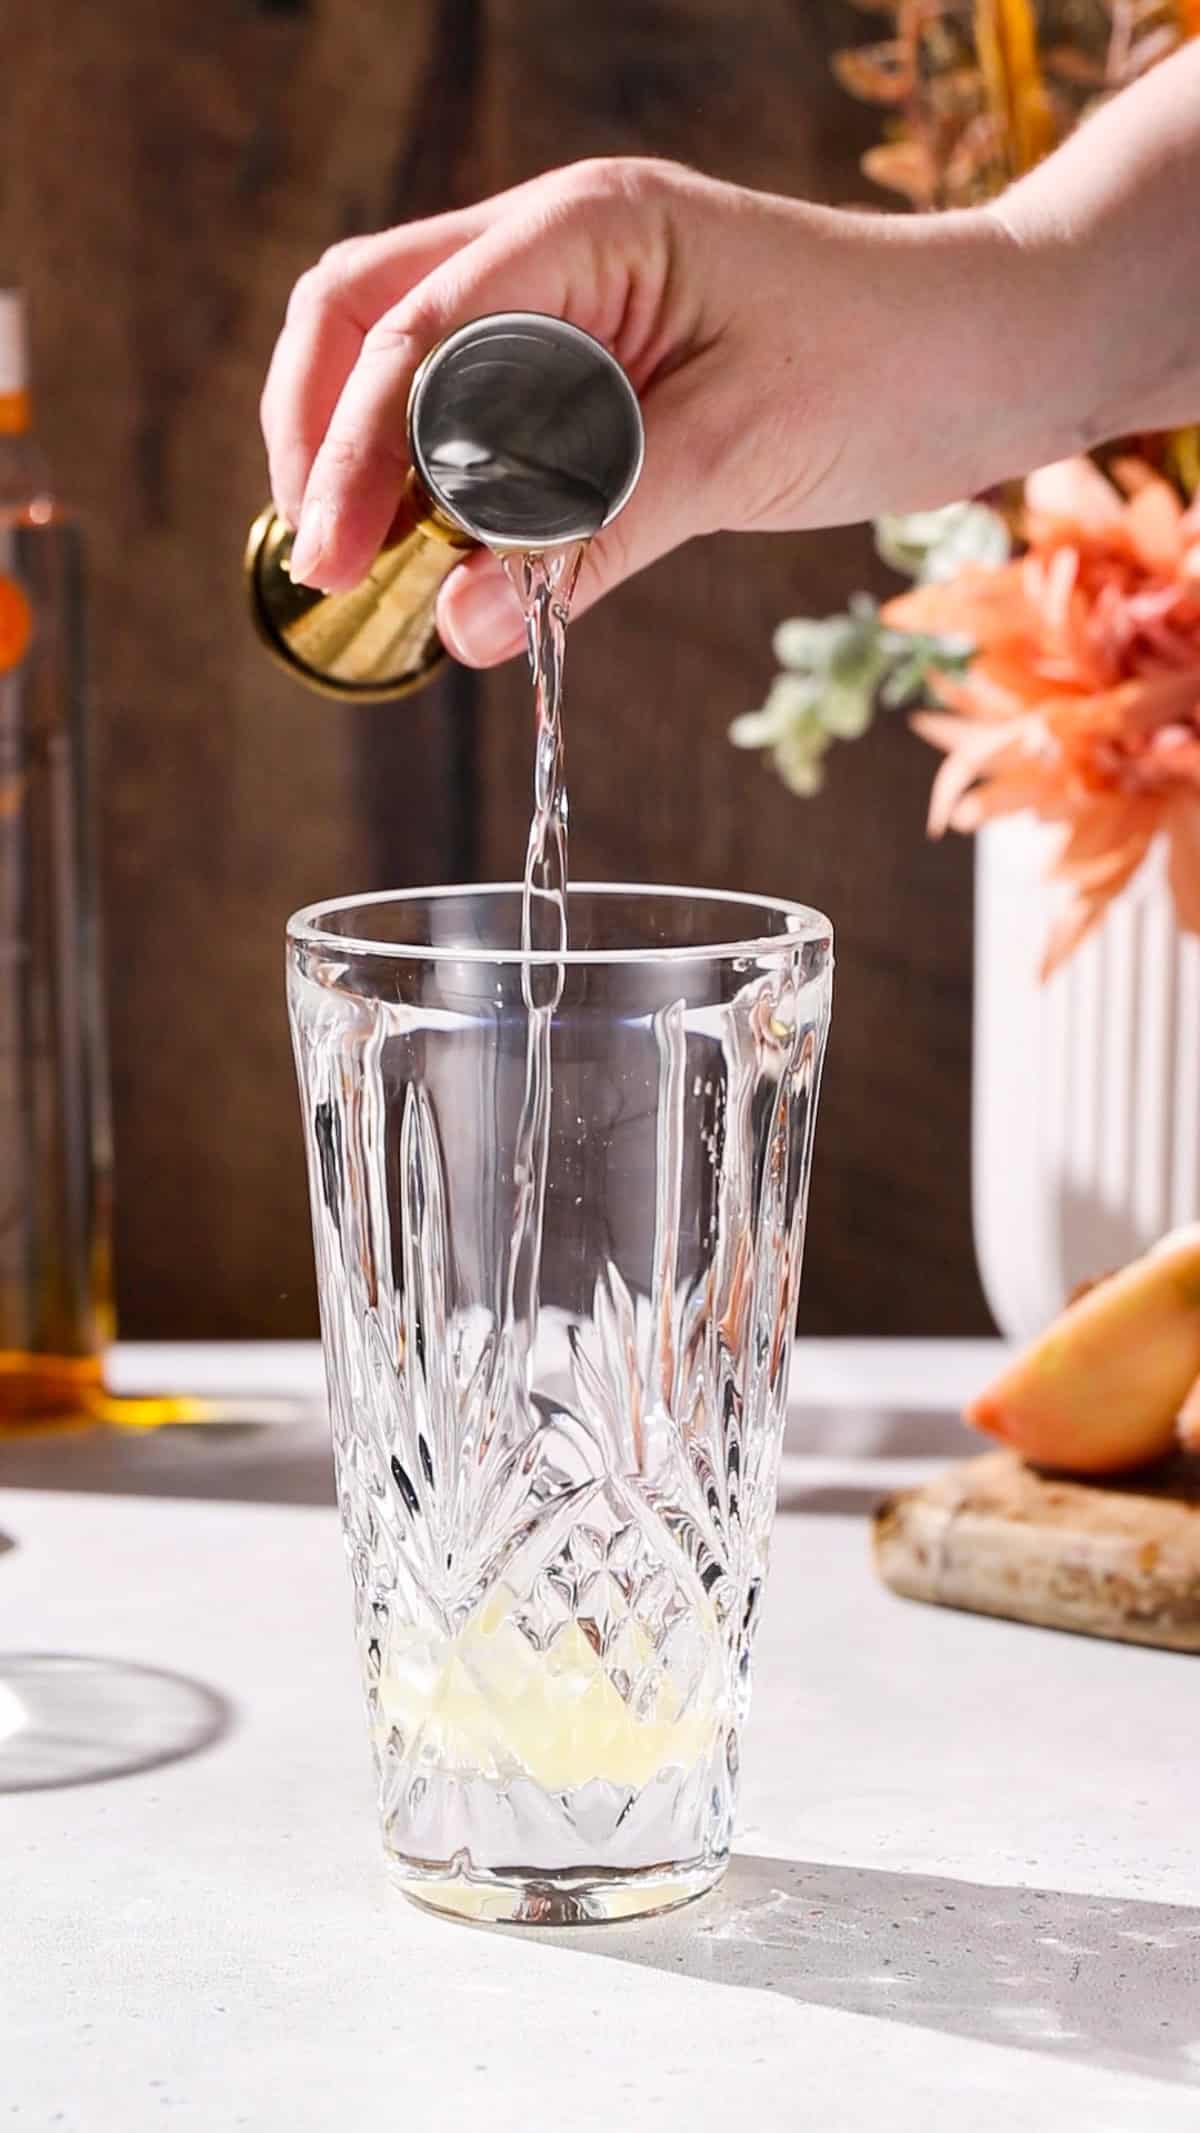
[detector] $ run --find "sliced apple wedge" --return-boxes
[1178,1370,1200,1455]
[967,1228,1200,1474]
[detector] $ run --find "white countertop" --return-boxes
[3,1341,1199,2131]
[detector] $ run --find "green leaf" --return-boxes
[878,656,927,710]
[729,710,779,749]
[774,732,830,796]
[729,675,822,749]
[772,616,844,669]
[829,629,889,690]
[817,675,878,739]
[875,502,1010,584]
[920,503,1011,581]
[766,673,824,721]
[734,574,983,799]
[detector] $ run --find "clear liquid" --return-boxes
[380,546,668,1808]
[288,531,824,1921]
[508,545,582,979]
[367,546,734,1909]
[497,547,582,1401]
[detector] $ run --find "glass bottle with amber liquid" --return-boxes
[0,289,112,1424]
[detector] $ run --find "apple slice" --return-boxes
[1178,1371,1200,1455]
[967,1229,1200,1474]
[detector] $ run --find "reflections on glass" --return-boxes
[289,883,832,1925]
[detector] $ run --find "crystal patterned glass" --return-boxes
[288,883,832,1924]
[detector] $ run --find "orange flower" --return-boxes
[883,458,1200,975]
[834,2,1195,209]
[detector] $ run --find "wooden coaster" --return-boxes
[873,1449,1200,1652]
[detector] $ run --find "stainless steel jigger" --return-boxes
[245,313,645,702]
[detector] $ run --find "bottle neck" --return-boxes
[0,292,31,439]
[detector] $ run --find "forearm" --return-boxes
[809,44,1200,521]
[989,41,1200,450]
[263,70,1200,645]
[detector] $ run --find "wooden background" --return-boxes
[2,0,991,1338]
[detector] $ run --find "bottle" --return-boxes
[246,312,644,700]
[0,289,113,1424]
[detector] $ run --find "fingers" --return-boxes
[261,291,362,532]
[284,221,580,589]
[283,306,435,589]
[261,186,544,529]
[436,363,718,665]
[286,169,674,592]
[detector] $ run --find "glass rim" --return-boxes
[287,880,833,968]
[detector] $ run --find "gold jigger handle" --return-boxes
[244,472,476,704]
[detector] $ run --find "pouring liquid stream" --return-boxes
[380,536,732,1821]
[509,545,583,981]
[500,543,583,1388]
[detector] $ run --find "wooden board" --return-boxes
[874,1450,1200,1652]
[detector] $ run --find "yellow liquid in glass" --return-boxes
[378,1588,723,1794]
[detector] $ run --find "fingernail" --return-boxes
[288,498,332,586]
[439,571,524,666]
[272,452,312,534]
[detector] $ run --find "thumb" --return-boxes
[437,368,716,667]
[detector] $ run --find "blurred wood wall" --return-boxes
[2,0,992,1338]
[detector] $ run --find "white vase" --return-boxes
[973,815,1200,1341]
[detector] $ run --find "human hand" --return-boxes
[260,158,1034,666]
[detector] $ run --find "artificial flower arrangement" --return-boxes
[733,0,1200,976]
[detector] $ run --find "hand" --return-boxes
[262,157,1033,666]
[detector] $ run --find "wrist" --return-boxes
[977,46,1200,455]
[767,200,1094,525]
[870,204,1095,507]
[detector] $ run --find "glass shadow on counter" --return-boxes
[521,1850,1200,2088]
[0,1403,335,1507]
[0,1652,231,1792]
